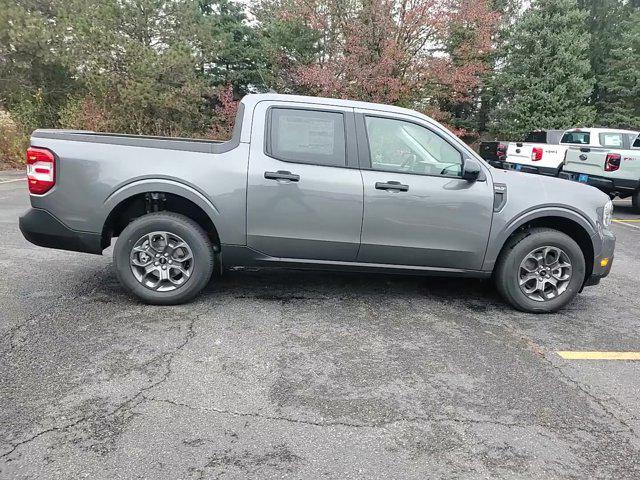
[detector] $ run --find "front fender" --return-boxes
[483,206,599,272]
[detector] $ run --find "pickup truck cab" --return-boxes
[561,132,640,209]
[19,94,616,313]
[503,130,566,176]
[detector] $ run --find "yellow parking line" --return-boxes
[613,220,640,230]
[613,219,640,222]
[558,351,640,360]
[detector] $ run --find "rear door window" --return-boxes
[561,131,591,145]
[600,133,624,148]
[633,135,640,149]
[267,108,347,167]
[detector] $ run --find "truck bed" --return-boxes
[32,129,232,154]
[27,126,250,247]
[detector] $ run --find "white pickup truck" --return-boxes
[561,132,640,210]
[503,130,565,176]
[504,128,638,177]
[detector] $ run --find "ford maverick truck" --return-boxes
[19,94,615,313]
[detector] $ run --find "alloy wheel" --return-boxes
[518,246,572,302]
[129,231,194,292]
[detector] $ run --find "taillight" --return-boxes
[26,147,55,194]
[531,147,543,161]
[497,143,507,159]
[604,153,621,172]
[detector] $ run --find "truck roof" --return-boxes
[238,93,466,150]
[565,127,639,135]
[241,93,428,119]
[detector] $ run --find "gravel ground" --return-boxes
[2,172,640,479]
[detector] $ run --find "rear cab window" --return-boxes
[523,131,547,143]
[561,131,591,145]
[267,108,346,167]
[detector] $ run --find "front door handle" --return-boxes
[264,170,300,182]
[375,181,409,192]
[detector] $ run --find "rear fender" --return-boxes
[102,178,221,238]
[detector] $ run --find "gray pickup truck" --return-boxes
[19,93,615,313]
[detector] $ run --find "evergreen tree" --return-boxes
[596,8,640,128]
[490,0,595,139]
[577,0,627,109]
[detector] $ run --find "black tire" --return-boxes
[632,190,640,213]
[494,228,586,313]
[114,212,214,305]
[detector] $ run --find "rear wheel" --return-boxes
[495,228,585,313]
[114,212,214,305]
[632,190,640,213]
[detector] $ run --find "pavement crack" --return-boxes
[142,397,627,436]
[499,323,637,438]
[0,415,89,461]
[542,355,637,436]
[0,308,205,460]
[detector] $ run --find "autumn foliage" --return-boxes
[263,0,499,134]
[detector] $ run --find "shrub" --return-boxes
[0,111,27,170]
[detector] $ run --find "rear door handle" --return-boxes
[264,170,300,182]
[375,181,409,192]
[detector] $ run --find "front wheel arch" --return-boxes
[489,214,595,282]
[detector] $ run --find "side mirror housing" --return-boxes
[462,158,484,182]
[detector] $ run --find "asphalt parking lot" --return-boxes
[1,170,640,479]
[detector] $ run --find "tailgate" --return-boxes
[505,143,565,170]
[505,143,532,163]
[563,147,609,175]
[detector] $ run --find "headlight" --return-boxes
[603,200,613,227]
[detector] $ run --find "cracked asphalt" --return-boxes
[2,171,640,479]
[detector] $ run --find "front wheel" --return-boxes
[114,212,214,305]
[494,228,586,313]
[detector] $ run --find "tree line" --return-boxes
[1,0,638,167]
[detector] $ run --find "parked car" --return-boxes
[479,140,509,168]
[561,132,640,210]
[502,129,566,176]
[19,93,615,313]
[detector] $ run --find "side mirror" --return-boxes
[462,158,482,182]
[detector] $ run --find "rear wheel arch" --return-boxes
[101,189,221,252]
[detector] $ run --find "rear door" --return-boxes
[355,110,494,270]
[246,101,364,261]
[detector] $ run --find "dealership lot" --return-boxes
[1,173,640,479]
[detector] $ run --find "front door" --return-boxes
[246,102,363,261]
[356,111,494,270]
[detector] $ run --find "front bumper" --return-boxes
[503,162,560,176]
[19,208,103,255]
[584,229,615,287]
